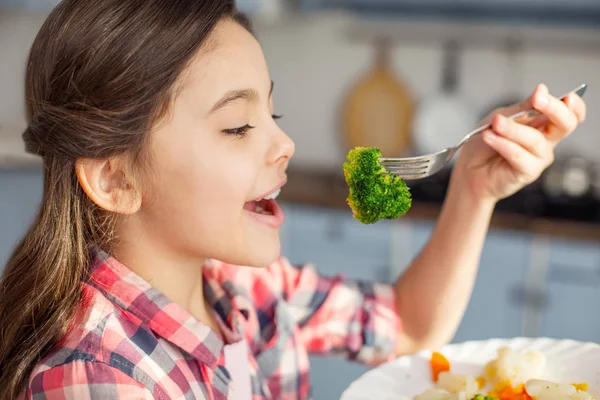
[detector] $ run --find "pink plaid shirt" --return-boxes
[22,246,399,399]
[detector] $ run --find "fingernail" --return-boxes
[564,94,573,107]
[483,130,495,142]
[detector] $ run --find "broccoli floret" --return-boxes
[342,147,412,224]
[471,395,498,400]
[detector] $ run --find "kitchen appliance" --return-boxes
[411,40,478,159]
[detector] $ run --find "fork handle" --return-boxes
[457,83,587,148]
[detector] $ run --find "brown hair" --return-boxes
[0,0,250,396]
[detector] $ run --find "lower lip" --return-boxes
[245,199,285,229]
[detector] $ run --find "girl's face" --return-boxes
[138,18,295,267]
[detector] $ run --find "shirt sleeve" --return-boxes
[267,257,400,366]
[25,361,156,399]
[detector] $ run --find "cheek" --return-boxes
[143,125,264,259]
[154,153,255,220]
[145,140,260,247]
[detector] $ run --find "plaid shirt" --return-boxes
[22,247,399,399]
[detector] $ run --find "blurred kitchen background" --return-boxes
[2,0,600,398]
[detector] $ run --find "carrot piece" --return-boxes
[430,351,450,382]
[496,384,533,400]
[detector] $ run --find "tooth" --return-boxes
[264,188,281,200]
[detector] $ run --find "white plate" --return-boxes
[341,337,600,400]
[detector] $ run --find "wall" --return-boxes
[253,13,600,170]
[1,9,599,167]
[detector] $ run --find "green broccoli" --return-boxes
[470,395,498,400]
[342,146,412,224]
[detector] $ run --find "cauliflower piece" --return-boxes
[436,372,479,399]
[413,388,469,400]
[525,379,576,397]
[484,347,546,389]
[525,379,595,400]
[414,388,454,400]
[571,392,596,400]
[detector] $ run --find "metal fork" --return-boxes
[379,83,588,180]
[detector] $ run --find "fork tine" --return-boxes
[383,165,428,173]
[379,156,430,162]
[387,172,428,180]
[379,159,431,166]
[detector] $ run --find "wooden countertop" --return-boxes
[280,168,600,243]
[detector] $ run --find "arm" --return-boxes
[394,171,494,355]
[393,84,586,355]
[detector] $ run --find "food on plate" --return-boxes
[437,372,479,398]
[525,380,594,400]
[415,371,481,400]
[413,347,595,400]
[342,146,412,224]
[431,351,451,382]
[484,347,546,390]
[414,388,467,400]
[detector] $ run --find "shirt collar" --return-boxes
[87,246,243,369]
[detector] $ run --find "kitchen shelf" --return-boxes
[341,15,600,54]
[280,167,600,243]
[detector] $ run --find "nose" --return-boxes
[267,125,295,167]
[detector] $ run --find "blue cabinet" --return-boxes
[283,204,392,282]
[541,282,600,342]
[540,237,600,342]
[0,170,43,269]
[453,229,530,342]
[402,221,530,343]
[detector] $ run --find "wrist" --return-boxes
[447,165,497,212]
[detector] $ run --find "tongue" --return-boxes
[244,199,274,215]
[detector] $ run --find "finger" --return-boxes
[482,130,547,182]
[564,92,587,123]
[500,93,585,133]
[531,84,579,141]
[480,98,532,126]
[491,114,552,160]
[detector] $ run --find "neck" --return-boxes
[112,220,217,331]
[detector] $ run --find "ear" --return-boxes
[75,157,142,215]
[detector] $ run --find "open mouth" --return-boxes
[243,186,285,228]
[243,188,281,215]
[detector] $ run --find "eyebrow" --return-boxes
[210,80,274,113]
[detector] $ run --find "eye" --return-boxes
[222,124,254,136]
[272,114,283,120]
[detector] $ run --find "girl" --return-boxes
[0,0,586,399]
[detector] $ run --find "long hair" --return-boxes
[0,0,250,396]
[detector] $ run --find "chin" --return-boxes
[213,239,281,268]
[242,234,282,268]
[247,245,281,268]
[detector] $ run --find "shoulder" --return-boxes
[25,283,162,397]
[25,360,154,398]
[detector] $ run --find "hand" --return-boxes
[453,83,587,202]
